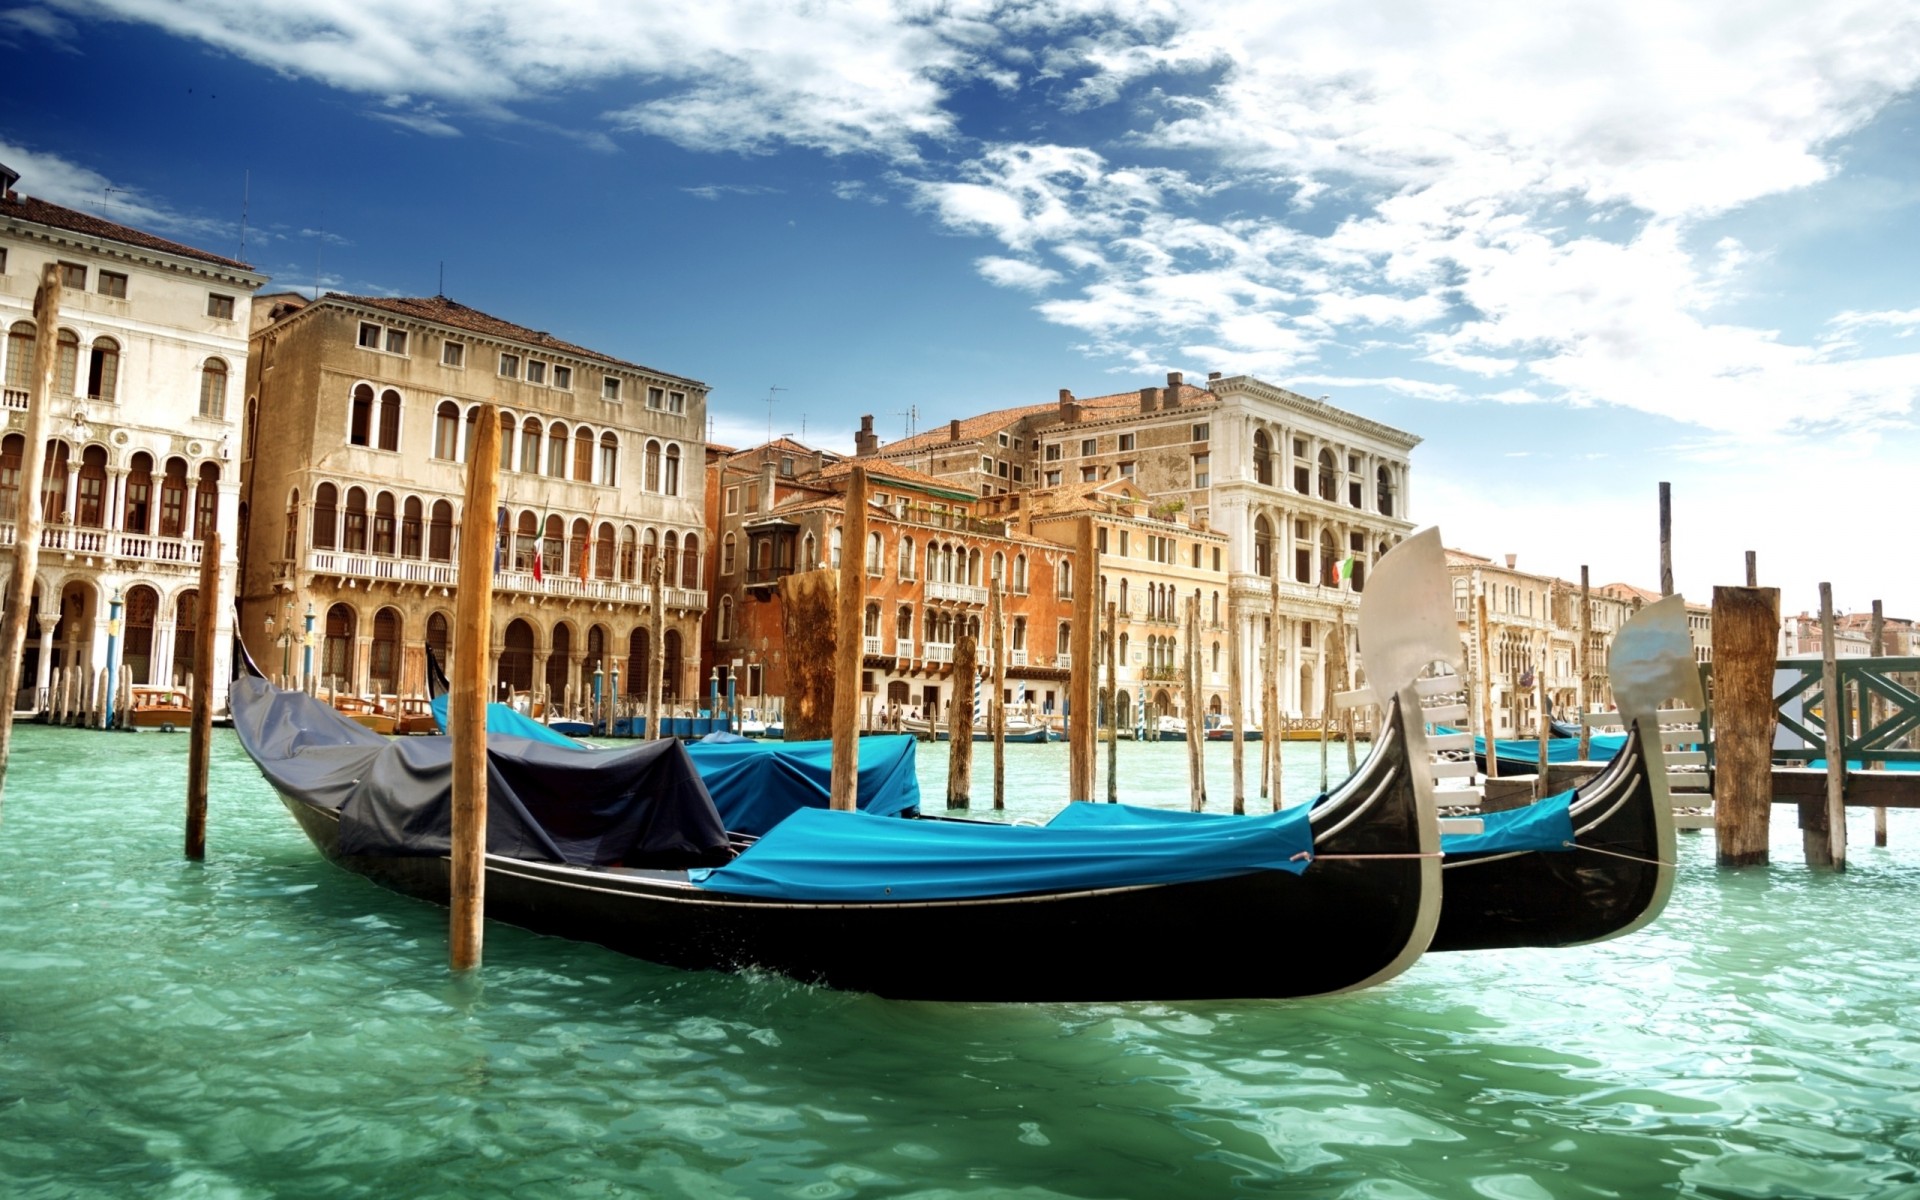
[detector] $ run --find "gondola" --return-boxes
[231,669,1439,1001]
[1432,594,1699,951]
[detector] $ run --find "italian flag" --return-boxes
[1339,555,1356,581]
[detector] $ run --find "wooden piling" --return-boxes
[1871,599,1886,847]
[1266,583,1281,809]
[449,404,501,972]
[1809,582,1846,870]
[1577,566,1591,761]
[1228,592,1245,814]
[829,465,868,811]
[1477,588,1499,779]
[1186,593,1206,811]
[0,265,63,812]
[1068,516,1096,802]
[1534,664,1550,798]
[1104,599,1119,804]
[647,558,665,740]
[990,580,1006,811]
[948,633,975,808]
[778,569,837,741]
[1745,551,1757,588]
[1343,620,1358,775]
[185,531,221,860]
[1318,621,1332,793]
[1711,585,1780,865]
[1658,481,1673,598]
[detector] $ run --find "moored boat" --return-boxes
[127,685,192,732]
[394,696,439,736]
[331,694,397,736]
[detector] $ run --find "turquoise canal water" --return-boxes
[7,726,1920,1198]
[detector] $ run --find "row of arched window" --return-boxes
[0,435,219,536]
[300,484,701,586]
[1250,428,1398,515]
[5,321,228,416]
[409,401,681,495]
[1251,514,1392,589]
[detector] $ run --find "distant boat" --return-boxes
[127,685,191,732]
[331,694,396,736]
[1203,719,1262,742]
[393,696,439,737]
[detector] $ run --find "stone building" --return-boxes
[703,432,1074,724]
[1448,551,1583,736]
[238,293,708,709]
[0,164,266,713]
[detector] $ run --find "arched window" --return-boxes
[598,432,618,485]
[0,434,21,522]
[547,421,569,476]
[899,536,915,580]
[644,439,661,491]
[717,595,734,642]
[547,624,571,698]
[1320,528,1339,587]
[86,337,119,402]
[370,608,401,693]
[172,590,199,684]
[371,492,395,554]
[35,441,66,522]
[664,444,681,495]
[343,486,368,552]
[349,383,373,445]
[991,551,1006,587]
[76,445,107,527]
[1317,448,1337,501]
[1014,554,1028,594]
[377,389,401,451]
[866,531,883,575]
[498,410,514,471]
[722,532,737,575]
[322,603,355,685]
[463,406,480,461]
[123,452,152,533]
[551,516,571,577]
[829,527,842,569]
[571,518,591,578]
[158,458,188,538]
[1058,558,1073,600]
[662,630,682,702]
[681,533,699,586]
[402,496,423,557]
[198,357,228,418]
[520,417,542,473]
[123,585,158,683]
[618,524,637,580]
[662,531,680,587]
[428,500,453,561]
[194,463,220,537]
[595,522,615,580]
[1057,621,1072,657]
[896,604,912,641]
[626,628,650,698]
[1119,577,1129,616]
[4,322,35,391]
[864,601,880,638]
[312,483,339,549]
[433,401,460,460]
[1253,514,1272,578]
[498,619,535,694]
[573,426,594,482]
[55,330,78,396]
[426,611,450,664]
[1376,465,1393,516]
[1253,429,1272,486]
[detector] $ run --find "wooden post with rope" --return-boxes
[450,403,501,971]
[1105,599,1119,803]
[1067,516,1097,802]
[990,579,1006,812]
[1711,583,1779,866]
[185,530,220,860]
[0,265,62,813]
[1807,582,1846,870]
[948,632,975,808]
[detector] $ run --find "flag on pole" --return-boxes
[494,506,507,576]
[1338,555,1356,582]
[531,541,544,583]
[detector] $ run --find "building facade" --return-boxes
[0,165,266,712]
[238,293,708,710]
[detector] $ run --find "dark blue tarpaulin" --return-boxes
[1046,795,1576,856]
[691,804,1314,902]
[686,734,921,835]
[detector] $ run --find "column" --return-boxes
[354,635,373,695]
[34,613,57,699]
[62,461,79,525]
[107,469,127,533]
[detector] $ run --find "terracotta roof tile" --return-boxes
[326,293,702,385]
[2,193,254,271]
[809,458,974,496]
[871,383,1219,458]
[722,437,833,466]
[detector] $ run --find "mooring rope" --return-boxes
[1569,841,1674,868]
[1293,851,1446,862]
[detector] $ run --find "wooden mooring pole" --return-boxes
[990,580,1006,811]
[1807,582,1847,870]
[1745,551,1757,588]
[1477,587,1499,779]
[1712,584,1780,865]
[450,404,501,971]
[948,633,975,807]
[1871,599,1886,848]
[1067,516,1096,802]
[185,531,221,860]
[1229,591,1245,814]
[1534,664,1549,799]
[1186,593,1206,811]
[647,559,665,740]
[1266,584,1281,809]
[1577,566,1592,760]
[1658,481,1673,598]
[1104,600,1118,803]
[0,265,62,815]
[830,466,868,811]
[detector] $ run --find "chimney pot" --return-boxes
[1505,553,1517,569]
[1058,388,1074,407]
[1167,371,1183,390]
[1207,371,1221,381]
[948,418,962,442]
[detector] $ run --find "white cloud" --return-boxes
[681,183,783,201]
[976,256,1063,291]
[0,137,240,248]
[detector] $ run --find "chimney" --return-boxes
[761,462,776,512]
[854,414,877,457]
[1059,387,1083,423]
[1504,553,1517,569]
[1166,371,1183,390]
[1139,386,1160,413]
[948,418,962,442]
[1207,371,1221,382]
[0,161,18,201]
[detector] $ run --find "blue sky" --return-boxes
[5,1,1918,619]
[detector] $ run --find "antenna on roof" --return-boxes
[765,385,786,446]
[896,404,918,442]
[438,261,445,297]
[238,169,249,258]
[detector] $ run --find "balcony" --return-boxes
[1056,652,1071,671]
[305,550,707,610]
[924,641,954,664]
[894,638,914,660]
[0,522,207,568]
[1010,648,1029,667]
[745,565,795,590]
[927,580,989,606]
[3,388,27,411]
[863,636,883,655]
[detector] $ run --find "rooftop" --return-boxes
[1,191,254,271]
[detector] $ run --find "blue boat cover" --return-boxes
[429,693,583,749]
[686,734,922,836]
[691,804,1314,902]
[1436,727,1630,764]
[1047,795,1575,856]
